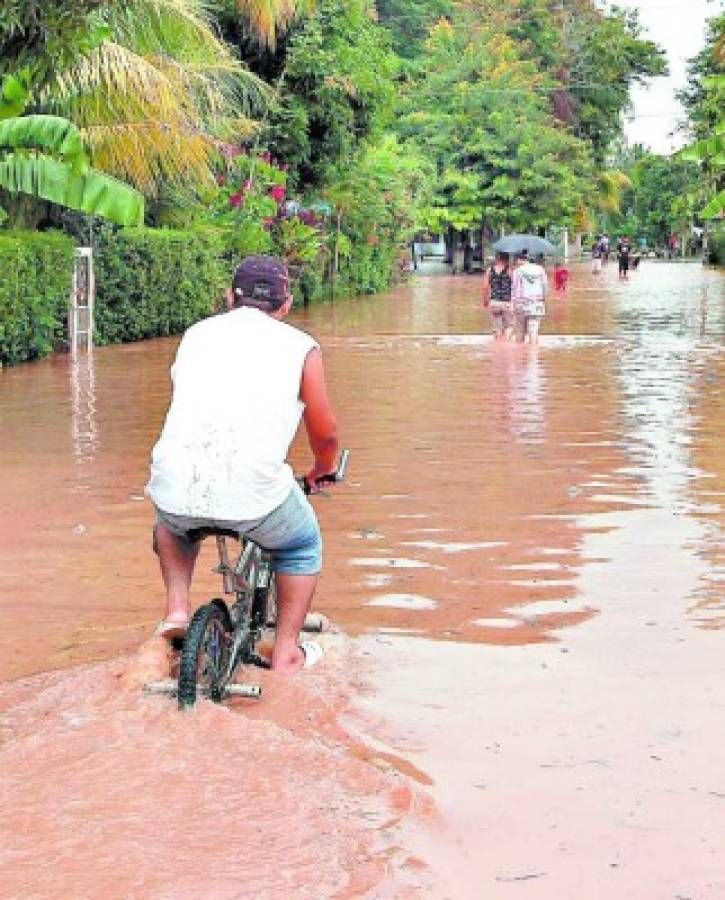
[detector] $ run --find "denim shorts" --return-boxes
[155,483,322,576]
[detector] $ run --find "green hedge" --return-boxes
[0,223,403,365]
[0,230,75,365]
[94,228,227,344]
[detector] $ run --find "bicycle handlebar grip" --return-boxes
[334,448,350,482]
[301,449,350,494]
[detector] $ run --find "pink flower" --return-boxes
[216,174,226,186]
[270,185,286,203]
[221,144,244,159]
[229,192,243,208]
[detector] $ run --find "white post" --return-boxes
[69,247,95,354]
[563,228,569,261]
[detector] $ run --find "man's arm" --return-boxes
[300,347,339,486]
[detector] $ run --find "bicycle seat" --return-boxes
[187,526,241,542]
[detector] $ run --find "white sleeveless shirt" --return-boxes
[146,307,318,520]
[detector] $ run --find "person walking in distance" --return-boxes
[482,252,514,340]
[591,238,603,275]
[553,259,570,293]
[617,236,631,281]
[511,251,548,345]
[146,255,340,673]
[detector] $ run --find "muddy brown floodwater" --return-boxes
[1,261,724,898]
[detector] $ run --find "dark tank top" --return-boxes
[489,265,511,301]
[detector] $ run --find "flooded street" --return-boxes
[1,261,724,897]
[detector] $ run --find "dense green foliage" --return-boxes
[605,151,701,246]
[678,14,724,221]
[708,225,725,265]
[678,15,724,142]
[397,14,593,234]
[0,230,74,364]
[93,228,227,344]
[265,0,397,190]
[377,0,453,59]
[0,0,113,83]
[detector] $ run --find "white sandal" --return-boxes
[154,619,188,640]
[300,640,323,669]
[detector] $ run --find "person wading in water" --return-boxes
[482,252,513,340]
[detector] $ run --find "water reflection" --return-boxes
[69,348,99,468]
[610,266,725,627]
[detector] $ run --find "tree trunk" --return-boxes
[2,192,47,230]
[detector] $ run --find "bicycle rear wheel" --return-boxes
[177,601,231,710]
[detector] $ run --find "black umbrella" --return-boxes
[491,234,557,255]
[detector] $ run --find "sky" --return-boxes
[613,0,717,154]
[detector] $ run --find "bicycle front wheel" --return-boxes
[177,601,231,710]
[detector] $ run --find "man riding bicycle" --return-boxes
[145,255,339,672]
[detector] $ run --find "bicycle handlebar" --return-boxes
[301,449,350,495]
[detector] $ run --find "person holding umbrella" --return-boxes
[511,250,548,344]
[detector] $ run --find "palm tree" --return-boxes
[232,0,314,49]
[36,0,269,197]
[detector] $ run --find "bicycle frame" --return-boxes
[213,535,274,680]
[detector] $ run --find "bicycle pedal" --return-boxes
[224,684,262,699]
[302,612,325,633]
[144,680,177,695]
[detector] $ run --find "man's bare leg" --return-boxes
[272,573,318,673]
[154,522,200,629]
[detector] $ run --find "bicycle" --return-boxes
[146,450,349,710]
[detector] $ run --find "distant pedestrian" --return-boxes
[553,260,570,292]
[591,239,602,274]
[512,251,547,345]
[601,233,610,266]
[617,236,631,281]
[482,252,513,340]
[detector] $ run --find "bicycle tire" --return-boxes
[177,601,232,710]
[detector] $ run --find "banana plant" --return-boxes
[678,75,724,219]
[0,76,144,227]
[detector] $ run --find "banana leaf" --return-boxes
[0,153,144,225]
[701,191,725,219]
[0,115,86,166]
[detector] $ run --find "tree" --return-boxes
[0,0,116,83]
[607,153,701,244]
[677,15,724,219]
[34,0,267,198]
[677,14,724,141]
[376,0,453,60]
[396,14,593,235]
[263,0,397,189]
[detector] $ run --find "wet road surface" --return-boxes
[0,261,724,897]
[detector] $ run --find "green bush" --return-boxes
[343,242,398,295]
[94,228,228,344]
[0,230,74,365]
[707,226,725,265]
